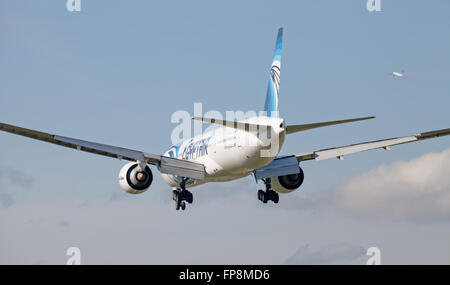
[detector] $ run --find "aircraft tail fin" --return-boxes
[264,27,283,118]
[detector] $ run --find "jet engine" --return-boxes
[118,162,153,194]
[271,167,304,194]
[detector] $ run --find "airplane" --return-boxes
[392,71,405,78]
[1,28,449,211]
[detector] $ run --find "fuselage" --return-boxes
[161,116,286,189]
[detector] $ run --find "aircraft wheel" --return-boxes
[175,196,182,210]
[187,191,193,204]
[257,189,264,201]
[262,192,268,204]
[273,192,279,204]
[172,190,179,201]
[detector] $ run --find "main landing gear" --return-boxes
[172,177,193,211]
[257,178,279,204]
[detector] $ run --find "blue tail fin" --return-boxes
[264,28,283,117]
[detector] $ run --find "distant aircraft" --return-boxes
[392,71,405,78]
[1,28,449,211]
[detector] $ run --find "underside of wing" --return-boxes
[0,122,205,179]
[296,128,450,162]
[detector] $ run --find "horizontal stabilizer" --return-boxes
[192,116,270,133]
[286,116,375,135]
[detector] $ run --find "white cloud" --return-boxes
[333,148,450,222]
[285,243,366,265]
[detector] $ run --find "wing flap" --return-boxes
[253,155,300,180]
[158,156,205,180]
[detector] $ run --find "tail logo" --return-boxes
[270,62,281,97]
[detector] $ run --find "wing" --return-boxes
[0,122,205,179]
[296,128,450,162]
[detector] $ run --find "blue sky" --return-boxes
[1,0,449,264]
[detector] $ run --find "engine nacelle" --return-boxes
[271,167,304,194]
[118,162,153,194]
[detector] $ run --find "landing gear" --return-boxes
[173,190,192,211]
[175,200,186,211]
[257,178,279,204]
[172,177,193,211]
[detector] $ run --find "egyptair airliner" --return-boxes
[1,28,449,210]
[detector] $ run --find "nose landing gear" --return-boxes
[172,177,194,211]
[257,178,279,204]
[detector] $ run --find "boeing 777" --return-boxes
[1,28,449,210]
